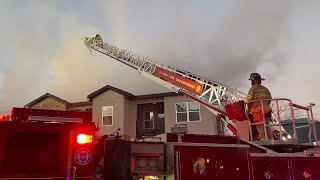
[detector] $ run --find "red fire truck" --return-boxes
[1,107,319,180]
[82,34,320,180]
[0,108,97,179]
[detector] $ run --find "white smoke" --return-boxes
[2,0,320,116]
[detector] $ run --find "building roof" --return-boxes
[24,93,69,108]
[131,92,181,100]
[25,86,183,109]
[87,85,182,101]
[87,85,135,101]
[67,101,93,107]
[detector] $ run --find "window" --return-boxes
[175,101,200,122]
[143,111,154,129]
[102,106,113,126]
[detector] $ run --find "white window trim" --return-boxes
[101,106,113,126]
[175,101,201,123]
[143,111,155,129]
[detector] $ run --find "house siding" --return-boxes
[92,91,125,137]
[164,96,217,135]
[27,89,218,138]
[123,99,136,139]
[30,97,67,111]
[123,98,164,139]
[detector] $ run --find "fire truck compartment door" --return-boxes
[174,143,250,180]
[0,122,71,178]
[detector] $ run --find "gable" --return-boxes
[93,90,125,102]
[24,93,69,108]
[28,97,67,111]
[87,85,134,101]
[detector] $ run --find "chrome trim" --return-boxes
[175,151,179,180]
[66,130,74,178]
[250,153,320,158]
[72,166,76,180]
[167,142,250,148]
[0,177,93,180]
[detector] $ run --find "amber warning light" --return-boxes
[0,115,10,121]
[77,134,93,144]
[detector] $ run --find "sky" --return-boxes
[1,0,320,117]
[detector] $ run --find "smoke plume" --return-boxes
[0,0,296,114]
[131,0,294,89]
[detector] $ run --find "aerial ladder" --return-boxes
[81,34,312,145]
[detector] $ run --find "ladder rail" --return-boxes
[83,37,246,109]
[83,36,239,136]
[141,71,237,136]
[84,37,244,92]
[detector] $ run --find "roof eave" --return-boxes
[24,93,69,108]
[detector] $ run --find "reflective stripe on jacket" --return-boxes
[247,84,272,113]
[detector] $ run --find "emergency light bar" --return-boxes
[27,115,83,123]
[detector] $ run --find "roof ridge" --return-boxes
[24,93,69,108]
[87,85,134,100]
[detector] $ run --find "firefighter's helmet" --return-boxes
[249,73,265,81]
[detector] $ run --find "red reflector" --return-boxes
[77,134,93,144]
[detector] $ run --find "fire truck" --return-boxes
[82,34,320,180]
[0,108,97,179]
[0,33,319,179]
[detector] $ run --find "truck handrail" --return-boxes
[245,98,317,145]
[291,103,309,111]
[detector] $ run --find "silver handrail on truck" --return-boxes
[245,98,318,145]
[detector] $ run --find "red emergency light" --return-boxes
[0,115,10,121]
[77,133,93,144]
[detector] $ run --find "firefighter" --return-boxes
[95,34,102,41]
[246,73,274,141]
[94,34,103,47]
